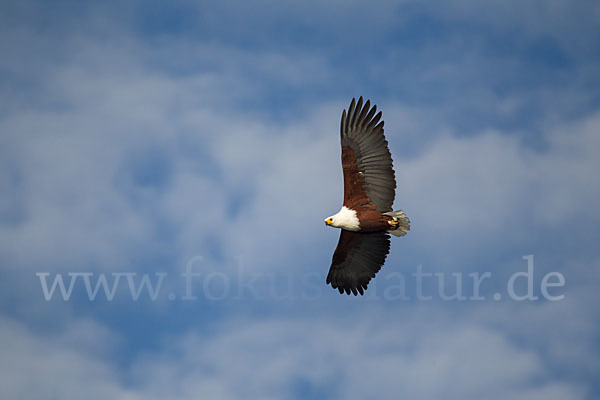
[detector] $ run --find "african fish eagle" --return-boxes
[324,97,410,296]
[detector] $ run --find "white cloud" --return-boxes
[0,317,139,400]
[0,310,588,400]
[393,110,600,267]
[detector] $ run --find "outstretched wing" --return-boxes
[341,97,396,212]
[326,230,391,296]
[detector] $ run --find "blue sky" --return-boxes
[1,0,599,398]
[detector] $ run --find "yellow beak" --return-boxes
[325,218,333,225]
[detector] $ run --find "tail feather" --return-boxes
[384,210,410,237]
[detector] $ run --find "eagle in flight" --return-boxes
[324,97,410,295]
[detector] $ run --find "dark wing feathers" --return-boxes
[326,231,391,296]
[341,96,396,212]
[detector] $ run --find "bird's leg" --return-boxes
[387,216,399,229]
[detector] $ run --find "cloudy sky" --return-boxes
[1,0,599,398]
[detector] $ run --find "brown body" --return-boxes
[342,145,395,232]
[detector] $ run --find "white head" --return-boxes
[324,206,360,231]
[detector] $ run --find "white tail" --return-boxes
[384,210,411,237]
